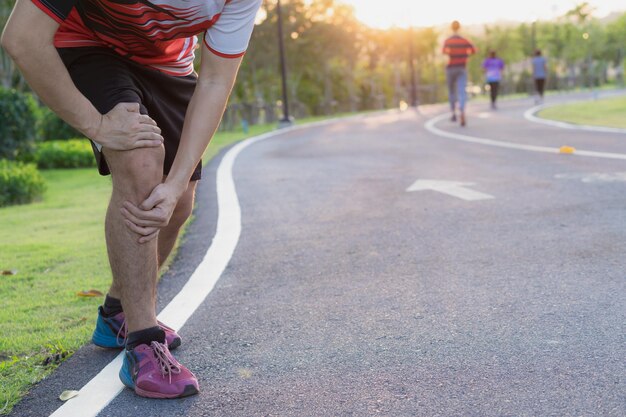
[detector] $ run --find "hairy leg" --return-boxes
[157,180,197,267]
[103,145,165,333]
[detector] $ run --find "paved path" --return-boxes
[10,92,626,416]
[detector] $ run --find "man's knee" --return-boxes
[104,146,165,201]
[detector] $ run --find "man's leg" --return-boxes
[157,180,197,267]
[101,136,199,400]
[103,145,164,333]
[538,79,545,98]
[490,82,499,108]
[458,69,468,126]
[446,68,457,117]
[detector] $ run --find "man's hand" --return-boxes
[120,182,183,243]
[93,103,164,150]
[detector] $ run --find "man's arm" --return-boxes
[1,0,163,148]
[467,41,477,56]
[121,42,243,241]
[442,40,450,55]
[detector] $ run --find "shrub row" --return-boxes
[0,159,46,208]
[0,88,39,160]
[0,88,93,208]
[34,139,95,169]
[0,87,82,161]
[38,107,82,142]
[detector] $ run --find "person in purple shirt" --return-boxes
[482,51,505,109]
[532,49,548,103]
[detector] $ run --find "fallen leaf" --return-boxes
[1,270,17,275]
[76,289,104,297]
[59,390,79,401]
[237,368,253,379]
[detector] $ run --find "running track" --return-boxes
[10,91,626,417]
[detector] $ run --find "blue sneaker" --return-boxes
[92,307,182,350]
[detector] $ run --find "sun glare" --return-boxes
[340,0,623,28]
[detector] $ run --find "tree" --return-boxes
[0,0,26,89]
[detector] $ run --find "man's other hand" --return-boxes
[120,182,182,243]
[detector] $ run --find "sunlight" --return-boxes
[339,0,624,28]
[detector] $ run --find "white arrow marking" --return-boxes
[406,180,494,201]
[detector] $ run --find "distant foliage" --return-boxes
[0,159,46,207]
[34,139,95,169]
[0,87,39,160]
[38,107,82,141]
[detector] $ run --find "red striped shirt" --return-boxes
[31,0,260,76]
[442,35,476,68]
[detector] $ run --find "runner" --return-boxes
[2,0,262,399]
[482,50,505,109]
[532,49,548,103]
[442,20,476,126]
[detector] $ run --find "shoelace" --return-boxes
[151,341,182,384]
[116,320,127,347]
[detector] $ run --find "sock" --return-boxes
[126,326,166,350]
[102,294,123,317]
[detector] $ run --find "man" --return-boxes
[2,0,262,399]
[442,20,476,126]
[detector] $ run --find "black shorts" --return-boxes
[58,47,202,181]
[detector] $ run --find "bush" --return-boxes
[38,107,82,141]
[0,88,40,160]
[0,159,46,207]
[34,139,95,169]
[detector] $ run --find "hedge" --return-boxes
[0,159,46,207]
[38,107,82,141]
[35,139,95,169]
[0,88,40,160]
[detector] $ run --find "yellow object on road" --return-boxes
[559,146,576,154]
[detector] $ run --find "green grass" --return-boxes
[538,95,626,129]
[0,114,353,414]
[0,168,111,414]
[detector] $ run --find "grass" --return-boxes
[0,168,111,414]
[0,114,352,414]
[538,95,626,129]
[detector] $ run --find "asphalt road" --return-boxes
[10,92,626,416]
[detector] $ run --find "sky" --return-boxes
[339,0,625,28]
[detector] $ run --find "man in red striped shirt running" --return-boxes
[442,21,476,126]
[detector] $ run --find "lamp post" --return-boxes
[530,18,537,55]
[408,27,418,107]
[276,0,292,127]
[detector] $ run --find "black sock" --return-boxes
[126,326,166,350]
[102,294,123,317]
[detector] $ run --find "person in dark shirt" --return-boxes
[442,20,476,126]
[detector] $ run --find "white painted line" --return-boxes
[555,172,626,183]
[406,179,494,201]
[424,113,626,161]
[47,114,372,417]
[523,103,626,134]
[49,355,124,417]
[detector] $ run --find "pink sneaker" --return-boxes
[92,307,182,350]
[119,341,199,398]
